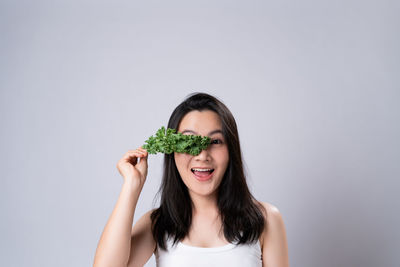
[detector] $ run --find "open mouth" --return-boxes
[191,168,215,177]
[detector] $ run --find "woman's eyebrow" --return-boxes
[180,129,197,135]
[180,129,223,136]
[208,130,223,136]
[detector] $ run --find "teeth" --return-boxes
[192,168,213,172]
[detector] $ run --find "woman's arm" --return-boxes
[93,148,151,267]
[261,202,289,267]
[94,182,142,267]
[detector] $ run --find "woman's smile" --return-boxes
[191,167,215,181]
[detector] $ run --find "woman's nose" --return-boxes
[194,148,210,161]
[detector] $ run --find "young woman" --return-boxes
[94,93,289,267]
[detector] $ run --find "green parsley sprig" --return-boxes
[142,126,211,155]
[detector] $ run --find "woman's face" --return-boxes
[174,110,229,199]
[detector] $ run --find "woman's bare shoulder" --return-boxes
[260,201,285,230]
[254,201,286,246]
[130,208,157,241]
[127,208,157,267]
[257,201,289,266]
[261,201,281,215]
[253,199,282,218]
[139,208,156,222]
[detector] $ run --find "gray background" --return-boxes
[1,0,399,266]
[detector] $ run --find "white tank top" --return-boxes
[155,237,262,267]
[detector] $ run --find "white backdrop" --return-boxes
[1,0,399,266]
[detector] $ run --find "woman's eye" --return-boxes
[211,139,223,144]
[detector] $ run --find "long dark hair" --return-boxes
[150,92,267,250]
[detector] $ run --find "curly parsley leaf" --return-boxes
[142,126,211,155]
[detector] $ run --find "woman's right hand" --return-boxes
[116,147,148,188]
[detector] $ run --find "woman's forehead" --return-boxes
[178,110,222,133]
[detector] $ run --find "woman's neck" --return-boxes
[190,191,219,215]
